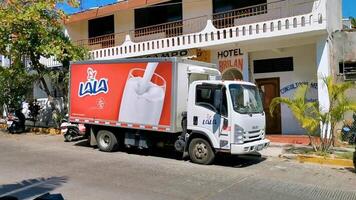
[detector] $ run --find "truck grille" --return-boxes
[243,130,263,142]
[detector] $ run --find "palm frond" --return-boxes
[270,97,294,116]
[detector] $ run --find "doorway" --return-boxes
[255,78,281,134]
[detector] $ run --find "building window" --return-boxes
[339,62,356,80]
[212,0,267,28]
[196,85,227,116]
[253,57,294,74]
[88,15,115,48]
[135,0,182,29]
[134,0,182,39]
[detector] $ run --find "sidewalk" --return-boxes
[261,142,307,158]
[266,134,310,145]
[262,134,311,157]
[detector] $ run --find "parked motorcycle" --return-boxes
[7,110,26,134]
[341,113,356,145]
[60,118,86,142]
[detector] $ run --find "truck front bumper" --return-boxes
[230,139,270,154]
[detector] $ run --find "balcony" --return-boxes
[41,0,325,67]
[212,3,268,29]
[74,33,126,50]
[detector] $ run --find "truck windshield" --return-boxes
[229,84,263,114]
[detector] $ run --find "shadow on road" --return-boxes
[344,167,356,173]
[214,153,266,168]
[72,138,266,168]
[0,176,68,200]
[71,137,90,146]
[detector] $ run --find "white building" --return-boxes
[43,0,343,135]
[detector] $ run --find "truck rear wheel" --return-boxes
[188,138,215,165]
[97,130,118,152]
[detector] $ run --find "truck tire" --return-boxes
[188,138,215,165]
[96,130,118,152]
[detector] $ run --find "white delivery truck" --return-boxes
[69,58,269,164]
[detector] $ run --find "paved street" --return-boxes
[0,131,355,200]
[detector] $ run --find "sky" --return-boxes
[343,0,356,18]
[58,0,356,18]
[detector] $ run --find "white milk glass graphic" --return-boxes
[119,63,166,125]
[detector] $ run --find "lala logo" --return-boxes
[202,114,217,125]
[78,67,109,97]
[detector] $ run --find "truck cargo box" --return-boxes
[69,58,219,133]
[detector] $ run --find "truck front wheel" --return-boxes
[97,130,118,152]
[188,138,215,165]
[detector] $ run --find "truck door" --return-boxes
[192,84,230,150]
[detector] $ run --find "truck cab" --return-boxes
[185,80,270,164]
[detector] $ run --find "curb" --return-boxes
[0,125,61,135]
[30,128,61,135]
[296,154,354,168]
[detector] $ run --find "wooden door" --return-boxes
[255,78,281,134]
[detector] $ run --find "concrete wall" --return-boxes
[331,31,356,120]
[250,44,318,134]
[115,10,134,33]
[183,0,212,19]
[66,20,88,43]
[326,0,342,33]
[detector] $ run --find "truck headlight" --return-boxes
[234,124,244,144]
[261,129,265,139]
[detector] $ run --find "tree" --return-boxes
[0,0,88,101]
[350,17,356,29]
[0,0,88,123]
[0,64,35,111]
[270,77,356,152]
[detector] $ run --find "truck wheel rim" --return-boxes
[194,142,208,160]
[99,133,110,148]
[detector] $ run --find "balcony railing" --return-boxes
[213,3,268,29]
[132,20,183,42]
[74,32,126,50]
[72,0,320,51]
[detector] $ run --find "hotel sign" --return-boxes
[217,48,243,73]
[142,49,210,63]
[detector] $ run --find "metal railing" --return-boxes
[131,20,183,42]
[74,33,126,50]
[213,3,268,29]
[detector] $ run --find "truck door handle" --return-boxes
[193,116,198,125]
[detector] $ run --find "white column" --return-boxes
[316,38,330,113]
[242,52,249,82]
[316,37,331,138]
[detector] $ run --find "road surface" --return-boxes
[0,131,355,200]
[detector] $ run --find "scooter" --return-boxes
[60,119,86,142]
[7,110,26,134]
[341,113,356,145]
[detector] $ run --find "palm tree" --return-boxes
[270,85,320,151]
[270,77,356,152]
